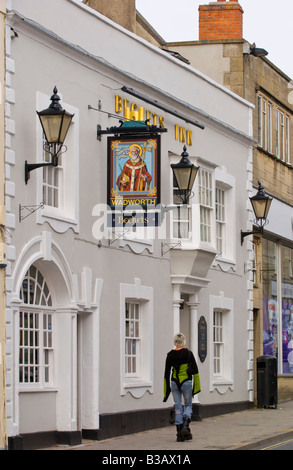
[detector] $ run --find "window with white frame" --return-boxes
[42,138,63,209]
[199,168,213,243]
[172,174,191,239]
[268,102,273,153]
[214,170,236,266]
[276,109,290,163]
[213,310,223,375]
[216,187,225,255]
[120,279,153,398]
[257,93,290,164]
[19,265,54,387]
[210,294,234,393]
[125,302,140,377]
[36,92,79,233]
[257,94,272,153]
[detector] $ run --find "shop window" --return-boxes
[262,240,293,374]
[281,245,293,373]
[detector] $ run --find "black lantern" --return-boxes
[241,182,272,245]
[171,145,199,205]
[25,87,74,184]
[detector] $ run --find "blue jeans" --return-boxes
[171,381,193,425]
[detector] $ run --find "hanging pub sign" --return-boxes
[107,135,161,226]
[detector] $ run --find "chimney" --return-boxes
[83,0,136,33]
[199,0,244,41]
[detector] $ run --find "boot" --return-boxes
[176,424,185,442]
[181,417,192,440]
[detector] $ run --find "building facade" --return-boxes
[0,0,7,451]
[5,0,253,448]
[167,0,293,401]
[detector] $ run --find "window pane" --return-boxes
[19,266,53,386]
[172,169,191,239]
[262,239,278,360]
[125,302,140,376]
[281,245,293,374]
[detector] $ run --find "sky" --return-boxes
[136,0,293,79]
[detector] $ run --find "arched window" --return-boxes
[19,265,54,386]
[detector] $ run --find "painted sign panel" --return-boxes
[107,136,160,212]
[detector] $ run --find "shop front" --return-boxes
[262,239,293,376]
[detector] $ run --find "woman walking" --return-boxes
[163,333,201,442]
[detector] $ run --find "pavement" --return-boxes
[43,399,293,451]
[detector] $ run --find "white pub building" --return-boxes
[4,0,254,449]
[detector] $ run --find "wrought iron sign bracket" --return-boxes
[19,202,44,222]
[161,241,181,256]
[97,120,168,141]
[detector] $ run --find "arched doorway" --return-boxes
[14,256,80,446]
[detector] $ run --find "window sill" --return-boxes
[211,379,234,395]
[19,387,57,393]
[37,206,79,233]
[122,380,153,398]
[213,256,236,272]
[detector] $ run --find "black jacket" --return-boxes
[163,348,200,402]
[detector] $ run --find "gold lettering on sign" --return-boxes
[115,95,192,145]
[115,94,165,128]
[115,94,122,114]
[175,124,192,145]
[186,130,192,146]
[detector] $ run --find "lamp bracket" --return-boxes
[175,191,195,206]
[25,161,53,184]
[24,144,67,184]
[241,227,264,245]
[19,202,44,222]
[161,241,181,256]
[241,218,270,245]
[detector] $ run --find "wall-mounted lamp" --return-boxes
[25,86,74,184]
[171,145,199,205]
[241,181,272,245]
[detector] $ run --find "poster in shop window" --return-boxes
[107,135,161,214]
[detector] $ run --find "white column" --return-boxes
[81,305,100,430]
[172,284,182,335]
[188,293,200,403]
[55,308,78,432]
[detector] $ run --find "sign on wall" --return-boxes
[198,316,207,363]
[107,135,161,214]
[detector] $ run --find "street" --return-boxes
[255,437,293,451]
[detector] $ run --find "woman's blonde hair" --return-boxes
[174,333,186,347]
